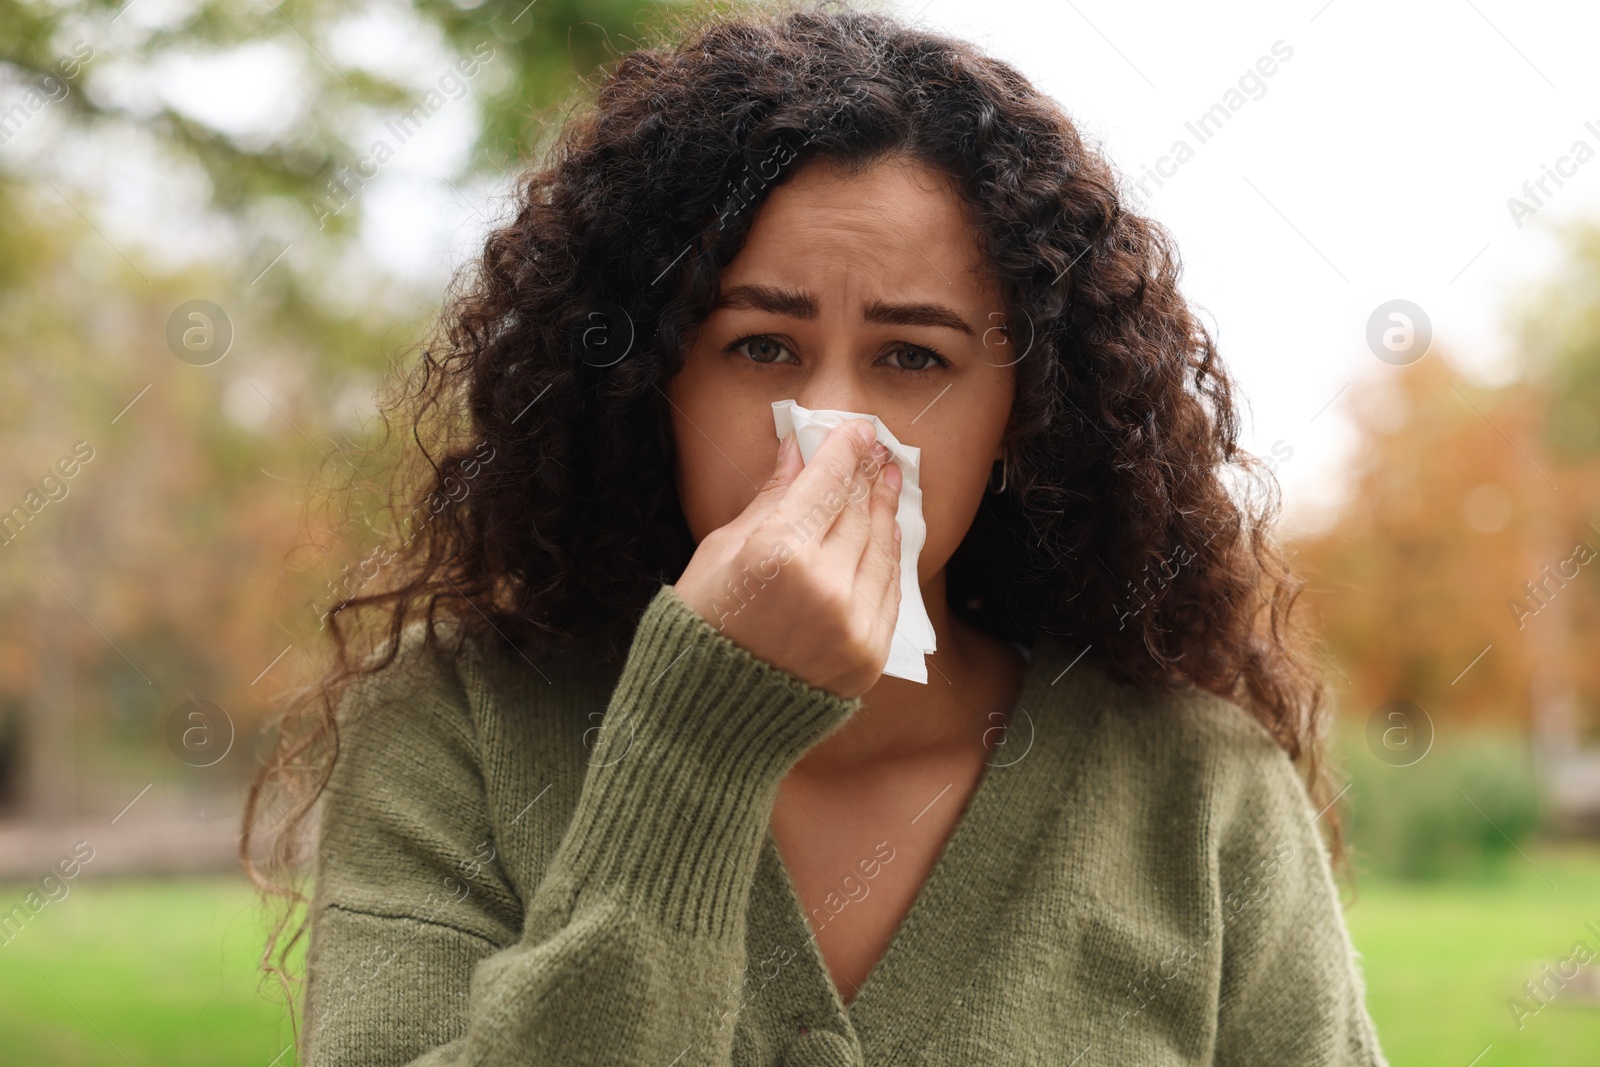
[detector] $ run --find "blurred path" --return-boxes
[0,809,241,882]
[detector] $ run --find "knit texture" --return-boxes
[300,583,1390,1066]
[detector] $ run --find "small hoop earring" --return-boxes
[988,451,1009,494]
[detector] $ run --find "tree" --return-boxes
[0,0,682,817]
[1294,222,1600,765]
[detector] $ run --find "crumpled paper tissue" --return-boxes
[771,399,935,684]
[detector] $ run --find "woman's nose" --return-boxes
[794,370,873,416]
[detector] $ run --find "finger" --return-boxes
[822,436,890,559]
[874,542,904,664]
[867,470,905,669]
[775,419,878,546]
[744,429,804,523]
[859,459,903,603]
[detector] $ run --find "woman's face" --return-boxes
[666,154,1017,589]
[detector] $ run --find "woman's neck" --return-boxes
[788,569,1029,779]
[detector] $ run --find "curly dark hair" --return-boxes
[242,0,1347,1021]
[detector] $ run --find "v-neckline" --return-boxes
[756,631,1097,1055]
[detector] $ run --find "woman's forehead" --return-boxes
[723,156,1000,309]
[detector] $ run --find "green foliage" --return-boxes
[1514,218,1600,460]
[1,0,685,211]
[1338,724,1546,881]
[0,0,686,358]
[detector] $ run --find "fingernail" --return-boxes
[778,431,796,461]
[853,420,876,445]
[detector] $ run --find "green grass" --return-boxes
[4,848,1600,1065]
[0,875,302,1066]
[1345,841,1600,1066]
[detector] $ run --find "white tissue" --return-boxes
[771,399,936,684]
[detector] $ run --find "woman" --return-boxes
[244,4,1389,1065]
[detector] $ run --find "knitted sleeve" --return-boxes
[300,583,862,1066]
[1210,737,1390,1067]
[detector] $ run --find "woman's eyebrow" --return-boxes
[713,283,974,335]
[713,283,817,318]
[863,297,974,335]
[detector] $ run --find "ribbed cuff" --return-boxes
[557,584,862,937]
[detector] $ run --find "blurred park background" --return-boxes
[4,0,1600,1062]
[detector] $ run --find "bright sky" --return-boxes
[123,0,1600,537]
[891,0,1600,534]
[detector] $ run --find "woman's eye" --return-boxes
[884,345,949,374]
[732,336,795,364]
[727,335,948,374]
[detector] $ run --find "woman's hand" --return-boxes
[673,419,904,699]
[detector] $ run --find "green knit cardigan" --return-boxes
[300,583,1389,1065]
